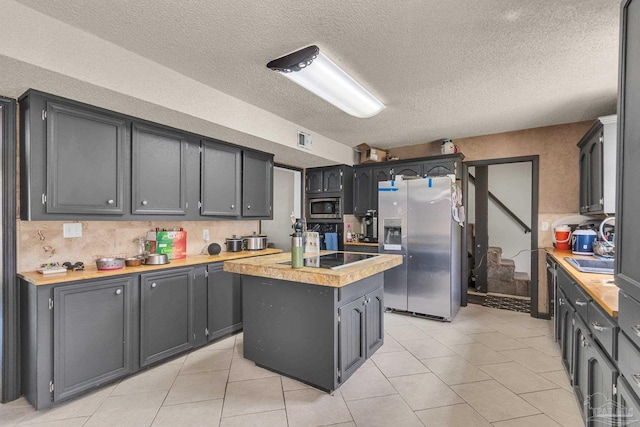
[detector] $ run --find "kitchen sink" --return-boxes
[565,257,614,274]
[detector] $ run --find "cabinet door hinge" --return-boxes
[41,110,47,120]
[199,146,203,153]
[49,381,54,392]
[337,313,341,323]
[204,271,209,278]
[48,298,54,310]
[337,368,341,381]
[198,201,202,209]
[600,198,604,206]
[185,202,188,209]
[205,328,209,336]
[599,135,604,144]
[42,194,47,205]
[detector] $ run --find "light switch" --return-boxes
[63,223,82,238]
[203,229,210,241]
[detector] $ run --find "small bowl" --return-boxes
[96,257,125,270]
[125,257,142,267]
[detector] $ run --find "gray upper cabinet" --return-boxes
[46,101,128,215]
[53,277,134,402]
[19,89,275,221]
[132,123,188,215]
[140,268,194,367]
[393,162,422,177]
[577,115,616,215]
[617,0,640,300]
[353,167,373,216]
[201,140,241,217]
[242,150,273,218]
[323,168,343,192]
[306,169,324,194]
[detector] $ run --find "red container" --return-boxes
[554,226,571,250]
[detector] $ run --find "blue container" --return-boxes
[572,229,597,255]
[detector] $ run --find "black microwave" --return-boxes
[308,197,341,219]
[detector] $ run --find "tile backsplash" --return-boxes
[17,219,259,272]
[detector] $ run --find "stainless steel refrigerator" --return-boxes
[378,176,462,321]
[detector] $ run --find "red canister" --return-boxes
[554,225,571,250]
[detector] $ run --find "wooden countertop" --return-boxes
[546,248,618,317]
[223,251,402,288]
[18,249,283,286]
[344,242,379,247]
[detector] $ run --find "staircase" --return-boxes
[487,247,530,297]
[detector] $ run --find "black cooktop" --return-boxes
[281,253,379,269]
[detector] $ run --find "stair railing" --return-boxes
[468,173,532,234]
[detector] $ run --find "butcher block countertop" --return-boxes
[223,251,402,288]
[18,249,283,286]
[546,248,618,317]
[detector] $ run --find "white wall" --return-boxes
[260,167,302,251]
[468,162,532,276]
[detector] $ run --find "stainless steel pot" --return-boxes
[143,253,169,265]
[243,232,268,250]
[226,235,244,252]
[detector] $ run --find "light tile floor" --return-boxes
[1,304,583,426]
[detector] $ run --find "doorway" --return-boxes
[465,156,540,317]
[260,165,302,251]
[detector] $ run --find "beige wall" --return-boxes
[387,121,594,314]
[16,220,260,273]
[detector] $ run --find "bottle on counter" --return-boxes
[291,218,304,268]
[346,224,353,243]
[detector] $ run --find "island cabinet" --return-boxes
[553,258,620,425]
[139,268,194,367]
[242,273,384,391]
[20,276,137,410]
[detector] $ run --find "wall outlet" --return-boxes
[541,221,549,232]
[63,223,82,238]
[203,229,210,241]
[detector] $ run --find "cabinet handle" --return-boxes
[107,199,114,205]
[632,325,640,337]
[230,204,235,209]
[247,205,251,209]
[575,300,587,307]
[591,321,605,332]
[141,200,148,206]
[151,282,157,288]
[115,289,122,295]
[633,374,640,387]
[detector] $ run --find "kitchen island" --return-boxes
[223,251,402,391]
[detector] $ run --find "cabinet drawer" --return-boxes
[618,332,640,397]
[619,291,640,350]
[588,300,618,360]
[557,268,574,302]
[572,283,591,321]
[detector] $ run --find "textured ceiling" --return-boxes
[11,0,619,150]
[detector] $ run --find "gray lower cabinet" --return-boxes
[201,139,241,217]
[207,263,243,341]
[140,268,194,367]
[617,375,640,426]
[132,122,188,215]
[242,273,384,391]
[555,262,621,425]
[53,278,135,402]
[242,150,273,218]
[20,276,136,410]
[585,334,618,426]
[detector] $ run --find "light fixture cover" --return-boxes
[267,45,385,118]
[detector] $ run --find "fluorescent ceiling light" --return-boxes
[267,45,385,118]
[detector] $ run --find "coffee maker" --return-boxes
[362,210,378,243]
